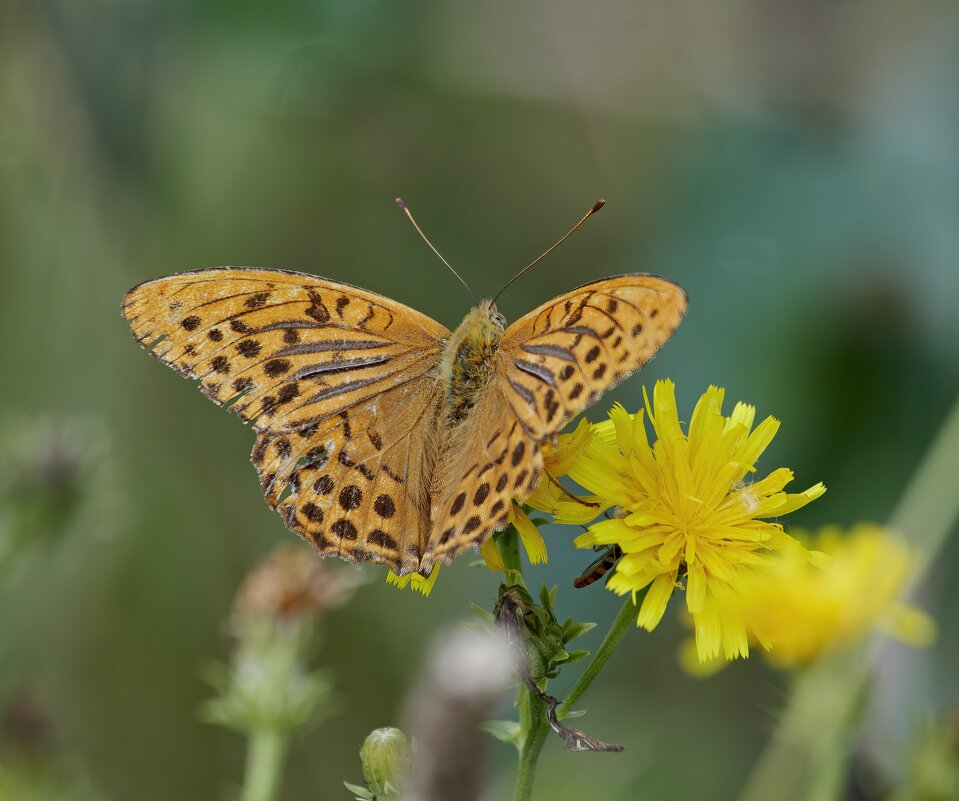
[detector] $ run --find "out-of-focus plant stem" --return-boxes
[739,394,959,801]
[241,728,288,801]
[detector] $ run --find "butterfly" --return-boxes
[121,201,687,577]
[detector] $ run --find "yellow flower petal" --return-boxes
[877,604,937,647]
[386,570,411,590]
[776,482,827,515]
[387,565,441,597]
[544,418,593,476]
[686,562,706,614]
[637,573,676,631]
[410,565,441,596]
[480,536,507,573]
[510,502,547,565]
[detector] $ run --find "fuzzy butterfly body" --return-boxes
[122,268,686,575]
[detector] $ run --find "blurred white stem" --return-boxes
[241,728,288,801]
[403,629,512,801]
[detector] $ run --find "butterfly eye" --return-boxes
[491,311,508,331]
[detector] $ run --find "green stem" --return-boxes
[496,525,526,588]
[514,688,550,801]
[558,595,637,719]
[511,596,638,800]
[241,728,288,801]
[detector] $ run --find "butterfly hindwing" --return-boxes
[253,379,443,573]
[498,274,688,440]
[422,390,542,570]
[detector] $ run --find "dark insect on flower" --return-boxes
[573,545,623,589]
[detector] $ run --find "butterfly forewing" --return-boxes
[498,275,687,440]
[123,268,449,572]
[122,268,448,431]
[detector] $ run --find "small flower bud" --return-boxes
[360,727,413,797]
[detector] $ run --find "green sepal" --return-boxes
[343,781,375,800]
[481,719,523,748]
[562,621,597,642]
[469,602,495,625]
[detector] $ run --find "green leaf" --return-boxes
[563,649,590,665]
[538,583,553,615]
[551,648,571,665]
[561,708,588,719]
[469,602,495,625]
[563,621,597,642]
[481,719,522,748]
[343,781,374,800]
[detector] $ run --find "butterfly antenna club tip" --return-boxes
[492,198,608,304]
[395,196,477,303]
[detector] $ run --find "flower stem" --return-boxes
[558,595,637,719]
[510,595,638,800]
[514,687,550,801]
[241,728,288,801]
[496,525,526,588]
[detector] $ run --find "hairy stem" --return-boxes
[514,687,550,801]
[497,525,526,588]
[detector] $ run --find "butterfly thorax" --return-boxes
[440,300,506,426]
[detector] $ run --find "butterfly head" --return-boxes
[483,299,508,332]
[450,300,506,356]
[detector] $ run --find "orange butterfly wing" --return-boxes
[420,274,687,569]
[123,268,448,572]
[498,274,688,440]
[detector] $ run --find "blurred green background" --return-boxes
[1,1,957,799]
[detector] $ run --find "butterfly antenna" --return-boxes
[492,199,605,304]
[395,198,477,304]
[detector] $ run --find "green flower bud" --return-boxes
[360,727,412,797]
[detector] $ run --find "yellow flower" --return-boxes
[523,418,611,530]
[386,565,441,597]
[682,523,935,670]
[571,380,826,662]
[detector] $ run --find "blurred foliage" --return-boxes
[0,1,957,799]
[891,713,959,801]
